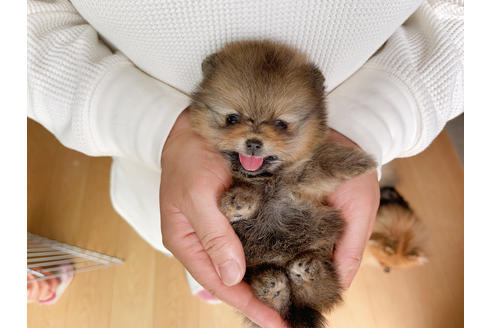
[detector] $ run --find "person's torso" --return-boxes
[71,0,422,94]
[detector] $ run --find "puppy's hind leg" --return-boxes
[246,266,291,317]
[287,252,342,311]
[246,262,328,328]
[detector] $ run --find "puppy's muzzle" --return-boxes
[245,139,263,156]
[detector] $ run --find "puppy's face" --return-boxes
[190,41,328,177]
[368,204,428,273]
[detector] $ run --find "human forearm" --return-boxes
[28,0,190,170]
[328,0,463,165]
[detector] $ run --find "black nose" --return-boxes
[246,139,263,153]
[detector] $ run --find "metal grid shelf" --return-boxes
[27,232,123,283]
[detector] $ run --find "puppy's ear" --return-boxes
[202,53,219,78]
[306,64,325,94]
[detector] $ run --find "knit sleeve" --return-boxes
[27,0,190,171]
[327,0,463,165]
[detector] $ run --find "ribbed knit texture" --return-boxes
[28,2,129,155]
[27,0,463,255]
[365,0,464,155]
[28,0,463,168]
[70,0,421,94]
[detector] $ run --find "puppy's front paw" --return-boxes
[250,269,291,314]
[340,148,377,178]
[219,186,259,222]
[312,143,377,180]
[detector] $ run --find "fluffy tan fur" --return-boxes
[189,40,376,328]
[190,40,328,170]
[367,203,428,271]
[364,164,428,273]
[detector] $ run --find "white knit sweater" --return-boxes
[27,0,463,253]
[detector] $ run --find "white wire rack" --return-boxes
[27,232,123,283]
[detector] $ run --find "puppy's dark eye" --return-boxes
[226,114,240,125]
[274,119,288,130]
[407,250,418,257]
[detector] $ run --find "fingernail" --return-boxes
[218,260,241,286]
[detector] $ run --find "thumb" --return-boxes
[181,192,246,286]
[333,213,368,289]
[334,247,363,289]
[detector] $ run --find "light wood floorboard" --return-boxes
[27,119,463,328]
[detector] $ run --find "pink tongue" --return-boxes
[239,153,264,171]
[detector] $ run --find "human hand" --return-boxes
[326,129,380,289]
[159,109,285,328]
[27,270,59,303]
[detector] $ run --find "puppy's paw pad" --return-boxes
[288,255,323,284]
[220,187,258,221]
[250,270,290,312]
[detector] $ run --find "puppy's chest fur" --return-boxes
[191,40,377,327]
[223,160,344,267]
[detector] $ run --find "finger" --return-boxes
[46,274,60,298]
[333,216,369,289]
[176,188,246,287]
[328,173,379,289]
[366,211,377,242]
[37,278,53,301]
[27,277,40,303]
[162,211,285,328]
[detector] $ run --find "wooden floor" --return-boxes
[27,119,463,328]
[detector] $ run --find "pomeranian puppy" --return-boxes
[189,40,376,328]
[364,163,428,273]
